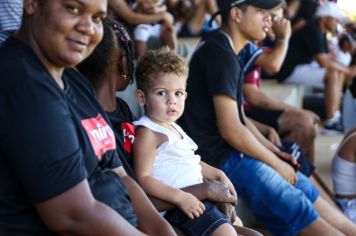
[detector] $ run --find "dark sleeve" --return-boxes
[203,48,239,100]
[116,97,136,121]
[105,150,123,169]
[0,80,87,204]
[304,25,328,55]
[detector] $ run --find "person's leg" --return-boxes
[212,223,237,236]
[314,196,356,235]
[310,173,339,209]
[284,63,344,133]
[298,217,345,236]
[221,152,316,235]
[233,225,263,236]
[324,69,344,120]
[221,151,349,236]
[278,110,316,163]
[284,62,325,88]
[161,25,177,51]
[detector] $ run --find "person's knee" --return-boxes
[324,69,343,85]
[279,111,316,141]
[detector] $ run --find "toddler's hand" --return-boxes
[177,192,205,219]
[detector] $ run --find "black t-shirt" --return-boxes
[277,19,328,81]
[0,37,135,234]
[107,97,137,179]
[179,30,244,167]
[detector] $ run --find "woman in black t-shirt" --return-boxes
[0,0,169,235]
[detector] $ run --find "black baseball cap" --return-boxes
[209,0,282,26]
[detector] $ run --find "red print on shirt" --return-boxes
[81,114,116,160]
[122,122,135,153]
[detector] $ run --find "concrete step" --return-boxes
[177,37,201,59]
[260,79,304,108]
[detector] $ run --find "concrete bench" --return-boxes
[260,79,304,109]
[177,37,201,59]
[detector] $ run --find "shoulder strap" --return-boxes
[134,116,174,141]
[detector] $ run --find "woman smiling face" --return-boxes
[23,0,107,70]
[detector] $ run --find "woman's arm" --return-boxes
[36,180,146,236]
[149,181,238,211]
[113,167,176,236]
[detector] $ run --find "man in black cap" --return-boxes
[179,0,356,235]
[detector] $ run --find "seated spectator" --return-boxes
[168,0,220,37]
[180,0,356,235]
[0,0,22,46]
[332,128,356,223]
[333,33,354,67]
[240,3,320,162]
[133,47,241,236]
[291,0,319,32]
[0,0,175,235]
[133,0,177,57]
[284,0,301,20]
[276,1,356,134]
[77,19,261,236]
[108,0,175,34]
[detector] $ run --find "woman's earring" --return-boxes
[122,73,127,80]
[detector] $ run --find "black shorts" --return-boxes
[279,139,315,177]
[245,107,284,131]
[164,201,230,236]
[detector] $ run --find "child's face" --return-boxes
[140,73,187,126]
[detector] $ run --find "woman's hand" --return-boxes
[215,171,237,202]
[204,181,237,205]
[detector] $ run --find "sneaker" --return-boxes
[322,120,344,135]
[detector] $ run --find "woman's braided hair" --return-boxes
[112,20,135,83]
[77,18,135,87]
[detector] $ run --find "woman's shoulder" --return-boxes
[115,97,135,120]
[0,37,49,89]
[64,68,97,97]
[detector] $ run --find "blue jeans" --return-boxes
[221,151,319,236]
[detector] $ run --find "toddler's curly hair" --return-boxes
[136,47,188,92]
